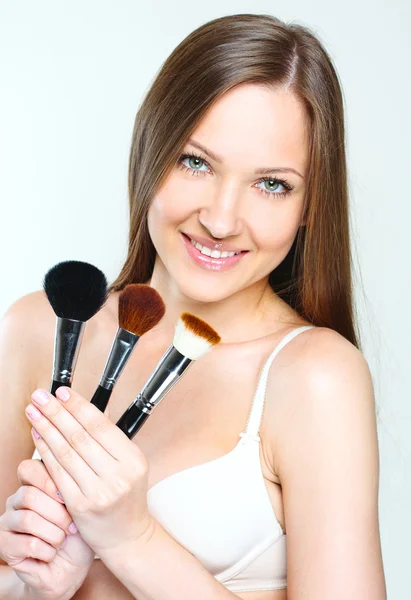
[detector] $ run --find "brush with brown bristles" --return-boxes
[115,312,221,439]
[90,284,166,413]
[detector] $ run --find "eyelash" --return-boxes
[177,151,294,199]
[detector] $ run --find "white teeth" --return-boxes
[189,236,241,258]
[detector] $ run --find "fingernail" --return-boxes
[32,389,50,405]
[32,428,41,440]
[56,387,70,402]
[26,404,42,420]
[68,522,78,534]
[56,490,64,501]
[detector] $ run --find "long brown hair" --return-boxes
[111,13,361,349]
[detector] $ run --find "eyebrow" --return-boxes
[187,138,304,179]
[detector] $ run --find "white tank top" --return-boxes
[144,325,315,593]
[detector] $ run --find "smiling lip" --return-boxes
[183,232,246,254]
[181,233,248,271]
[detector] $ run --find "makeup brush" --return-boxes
[32,260,108,461]
[115,312,221,439]
[90,284,165,413]
[43,260,108,395]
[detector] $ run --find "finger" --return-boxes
[25,404,98,497]
[2,532,56,565]
[7,509,66,550]
[30,389,114,476]
[17,459,64,504]
[54,386,138,461]
[29,429,86,507]
[10,486,76,536]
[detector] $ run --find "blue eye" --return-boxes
[177,152,294,199]
[255,177,293,199]
[178,153,209,173]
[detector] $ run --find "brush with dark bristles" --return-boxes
[44,260,108,395]
[32,260,108,461]
[90,284,165,413]
[115,313,221,439]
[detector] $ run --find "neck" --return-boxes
[142,257,294,345]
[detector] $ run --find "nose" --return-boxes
[198,181,244,239]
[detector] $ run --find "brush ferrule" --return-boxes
[135,345,192,412]
[53,318,86,385]
[99,328,139,390]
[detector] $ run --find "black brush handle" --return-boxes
[116,404,150,439]
[90,386,112,413]
[50,380,71,396]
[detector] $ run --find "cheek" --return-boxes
[149,176,196,225]
[249,204,302,254]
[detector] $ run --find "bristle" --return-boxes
[172,312,221,360]
[43,260,108,321]
[118,284,165,335]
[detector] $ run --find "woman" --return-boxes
[0,13,386,600]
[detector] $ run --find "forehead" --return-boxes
[190,84,309,173]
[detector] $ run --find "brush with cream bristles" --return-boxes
[90,284,165,412]
[115,312,221,439]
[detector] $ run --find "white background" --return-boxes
[1,1,410,597]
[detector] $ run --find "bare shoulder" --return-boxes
[0,288,118,417]
[2,289,53,323]
[280,325,373,417]
[263,326,386,598]
[1,289,119,355]
[0,290,56,380]
[263,326,375,473]
[288,325,371,385]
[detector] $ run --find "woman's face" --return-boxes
[147,83,309,303]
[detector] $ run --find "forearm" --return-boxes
[71,559,134,600]
[0,565,25,600]
[101,520,237,600]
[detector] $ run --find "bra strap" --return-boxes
[241,325,316,440]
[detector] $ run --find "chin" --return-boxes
[170,272,238,304]
[178,283,230,304]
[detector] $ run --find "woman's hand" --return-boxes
[24,386,155,564]
[0,457,95,600]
